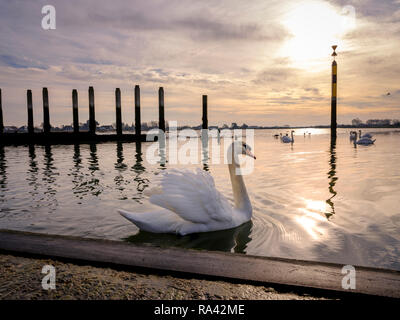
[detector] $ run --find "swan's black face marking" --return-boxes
[241,142,256,159]
[242,142,251,151]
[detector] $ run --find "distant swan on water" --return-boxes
[118,141,256,236]
[359,130,373,139]
[281,130,294,143]
[355,135,376,145]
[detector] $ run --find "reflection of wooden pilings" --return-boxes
[27,90,34,134]
[72,89,79,133]
[0,89,3,134]
[135,85,141,136]
[42,87,51,133]
[158,87,165,133]
[88,86,96,134]
[202,95,208,130]
[115,88,122,135]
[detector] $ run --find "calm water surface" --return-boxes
[1,128,400,270]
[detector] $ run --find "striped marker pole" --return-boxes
[331,45,337,139]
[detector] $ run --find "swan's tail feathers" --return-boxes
[118,209,181,234]
[118,209,157,232]
[118,210,142,227]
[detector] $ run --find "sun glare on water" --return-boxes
[280,1,356,68]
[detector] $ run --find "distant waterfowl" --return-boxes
[273,134,280,139]
[349,131,357,141]
[118,141,255,235]
[281,131,294,143]
[355,136,376,145]
[358,130,373,139]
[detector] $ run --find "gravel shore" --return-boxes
[0,253,328,300]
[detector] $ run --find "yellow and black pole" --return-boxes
[331,45,338,139]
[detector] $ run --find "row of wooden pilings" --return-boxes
[0,87,209,135]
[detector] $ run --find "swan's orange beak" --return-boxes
[246,149,256,159]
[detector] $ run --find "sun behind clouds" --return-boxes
[280,0,356,69]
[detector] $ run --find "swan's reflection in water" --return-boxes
[125,220,253,254]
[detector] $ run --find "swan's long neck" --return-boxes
[228,161,252,218]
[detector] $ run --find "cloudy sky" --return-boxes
[0,0,399,127]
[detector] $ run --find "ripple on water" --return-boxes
[1,130,400,270]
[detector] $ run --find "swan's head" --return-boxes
[230,141,256,160]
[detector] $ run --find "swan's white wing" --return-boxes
[149,168,233,224]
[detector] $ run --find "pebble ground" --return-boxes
[0,253,328,300]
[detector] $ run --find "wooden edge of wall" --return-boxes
[0,229,399,298]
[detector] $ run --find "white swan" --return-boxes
[355,136,376,145]
[359,130,373,139]
[118,141,255,235]
[349,131,357,141]
[281,130,294,143]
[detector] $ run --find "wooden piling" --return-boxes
[42,87,51,133]
[158,87,165,133]
[202,95,208,130]
[135,85,141,136]
[88,86,96,134]
[27,90,34,134]
[0,89,3,134]
[115,88,122,135]
[72,89,79,133]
